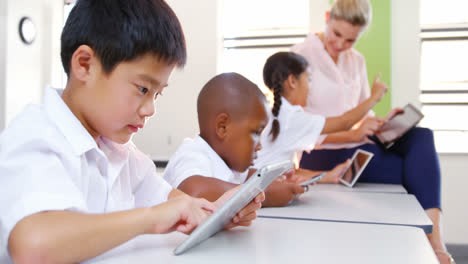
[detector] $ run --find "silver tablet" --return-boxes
[339,149,374,187]
[376,103,424,148]
[174,160,294,255]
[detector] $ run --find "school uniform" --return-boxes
[292,33,441,210]
[253,97,325,170]
[163,135,247,188]
[0,87,172,251]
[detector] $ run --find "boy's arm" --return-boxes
[321,74,387,135]
[8,195,214,264]
[177,176,263,228]
[178,176,238,202]
[263,181,305,207]
[168,187,187,199]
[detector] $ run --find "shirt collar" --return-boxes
[195,135,243,175]
[43,87,98,156]
[280,96,296,113]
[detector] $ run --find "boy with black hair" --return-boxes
[0,1,262,263]
[164,72,305,207]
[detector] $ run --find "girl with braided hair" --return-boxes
[253,51,386,184]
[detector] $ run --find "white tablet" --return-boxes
[339,149,374,187]
[174,160,294,255]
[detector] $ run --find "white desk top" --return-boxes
[311,183,407,194]
[259,190,433,233]
[86,217,438,264]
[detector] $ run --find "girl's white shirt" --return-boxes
[253,97,325,169]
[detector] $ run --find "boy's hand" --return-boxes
[319,159,351,184]
[148,194,215,235]
[277,169,307,184]
[263,181,305,207]
[214,186,265,230]
[370,73,388,103]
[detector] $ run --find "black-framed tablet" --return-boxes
[375,103,424,149]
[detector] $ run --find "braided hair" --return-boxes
[262,52,309,141]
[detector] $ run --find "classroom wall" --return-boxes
[0,0,63,131]
[131,0,220,161]
[0,0,45,130]
[440,154,468,244]
[0,0,6,131]
[391,0,421,108]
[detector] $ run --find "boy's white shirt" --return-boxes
[0,87,172,251]
[163,135,248,188]
[253,97,325,170]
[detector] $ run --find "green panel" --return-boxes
[353,0,391,117]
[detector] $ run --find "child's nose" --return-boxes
[255,141,262,152]
[139,97,155,118]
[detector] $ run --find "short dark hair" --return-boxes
[263,52,308,141]
[61,0,187,76]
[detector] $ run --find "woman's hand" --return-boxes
[370,73,388,103]
[384,107,404,122]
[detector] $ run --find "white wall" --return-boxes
[440,154,468,244]
[132,0,220,161]
[0,0,63,131]
[309,0,328,33]
[0,0,6,131]
[391,0,421,108]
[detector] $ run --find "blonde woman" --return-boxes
[292,0,453,263]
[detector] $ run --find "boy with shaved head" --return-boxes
[164,72,304,207]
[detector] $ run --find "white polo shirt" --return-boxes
[163,136,247,188]
[253,97,325,169]
[0,87,172,252]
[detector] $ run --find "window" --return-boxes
[419,0,468,153]
[221,0,309,96]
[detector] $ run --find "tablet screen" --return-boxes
[377,104,424,144]
[341,150,373,185]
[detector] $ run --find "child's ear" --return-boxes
[215,113,230,139]
[284,74,297,90]
[70,45,98,82]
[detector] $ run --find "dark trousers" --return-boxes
[299,127,441,210]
